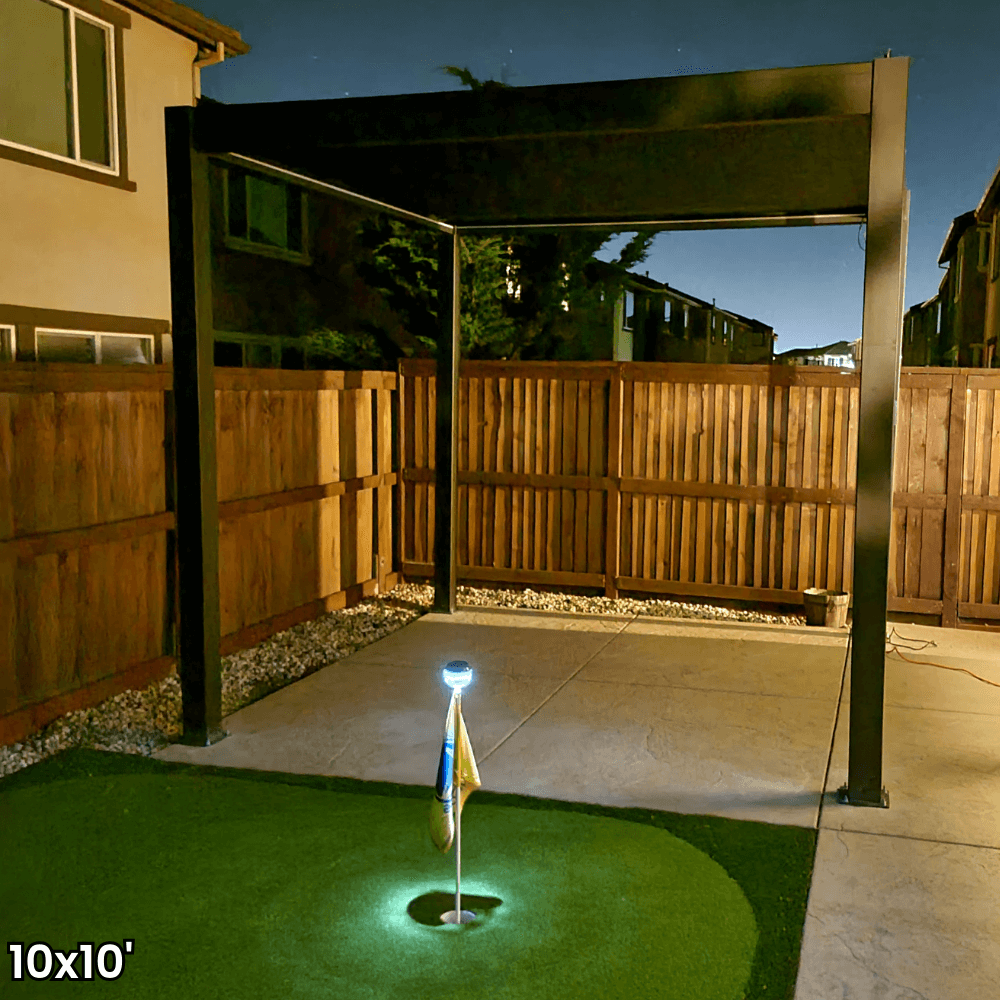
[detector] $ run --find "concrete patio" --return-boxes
[155,606,1000,998]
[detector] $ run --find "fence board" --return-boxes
[2,367,398,739]
[396,362,1000,628]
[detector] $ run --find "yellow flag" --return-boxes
[429,691,481,852]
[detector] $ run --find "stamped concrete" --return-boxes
[154,605,1000,998]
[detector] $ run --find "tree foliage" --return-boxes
[352,65,657,363]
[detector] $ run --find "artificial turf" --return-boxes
[0,749,816,999]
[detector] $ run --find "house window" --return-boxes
[1,326,15,361]
[752,330,765,347]
[623,291,634,331]
[993,215,1000,282]
[34,328,152,363]
[213,336,287,368]
[214,341,245,367]
[953,255,962,303]
[225,168,308,262]
[0,0,118,171]
[978,227,991,273]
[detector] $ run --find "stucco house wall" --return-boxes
[0,0,247,364]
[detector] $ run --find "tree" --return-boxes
[353,215,518,359]
[353,65,657,362]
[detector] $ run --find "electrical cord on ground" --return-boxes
[839,623,1000,688]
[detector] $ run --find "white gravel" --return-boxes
[0,583,805,779]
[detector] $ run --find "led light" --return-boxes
[442,660,472,690]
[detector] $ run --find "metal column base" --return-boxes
[176,727,229,747]
[836,783,890,808]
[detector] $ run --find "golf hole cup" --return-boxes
[440,661,477,925]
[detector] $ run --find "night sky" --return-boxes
[192,0,1000,355]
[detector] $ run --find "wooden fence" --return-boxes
[399,360,1000,626]
[0,364,397,745]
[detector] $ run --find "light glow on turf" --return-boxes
[377,879,510,936]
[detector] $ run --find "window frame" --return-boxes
[992,213,1000,283]
[977,225,991,274]
[0,0,132,189]
[222,167,311,265]
[0,325,16,361]
[34,327,154,364]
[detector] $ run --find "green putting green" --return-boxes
[0,750,815,999]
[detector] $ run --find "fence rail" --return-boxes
[399,360,1000,623]
[0,364,398,744]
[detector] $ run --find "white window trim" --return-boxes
[34,327,153,363]
[0,0,120,175]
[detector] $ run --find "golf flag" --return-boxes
[429,689,481,853]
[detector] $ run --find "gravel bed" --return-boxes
[0,583,805,779]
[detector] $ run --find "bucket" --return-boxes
[802,588,849,628]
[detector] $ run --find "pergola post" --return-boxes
[838,56,909,808]
[433,229,461,613]
[164,106,225,745]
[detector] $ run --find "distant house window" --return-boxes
[0,0,118,171]
[34,328,152,363]
[978,227,991,273]
[0,326,15,361]
[623,291,634,331]
[664,301,671,322]
[214,341,244,367]
[225,168,308,262]
[752,330,765,347]
[993,215,1000,281]
[953,255,962,303]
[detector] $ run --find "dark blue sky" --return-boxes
[194,0,1000,354]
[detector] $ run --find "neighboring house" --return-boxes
[975,159,1000,366]
[205,125,421,369]
[774,341,857,368]
[590,264,775,364]
[901,160,999,367]
[0,0,249,365]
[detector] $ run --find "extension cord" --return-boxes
[837,625,1000,688]
[882,626,1000,688]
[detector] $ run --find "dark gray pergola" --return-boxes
[166,57,909,808]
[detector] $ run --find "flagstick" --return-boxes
[454,688,462,921]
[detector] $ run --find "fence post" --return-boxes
[396,363,406,583]
[376,378,392,593]
[165,105,225,747]
[941,371,967,628]
[605,364,623,598]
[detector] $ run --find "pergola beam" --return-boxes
[838,56,910,808]
[432,231,461,613]
[164,106,225,747]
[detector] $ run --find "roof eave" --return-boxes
[117,0,250,56]
[974,156,1000,221]
[938,210,976,265]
